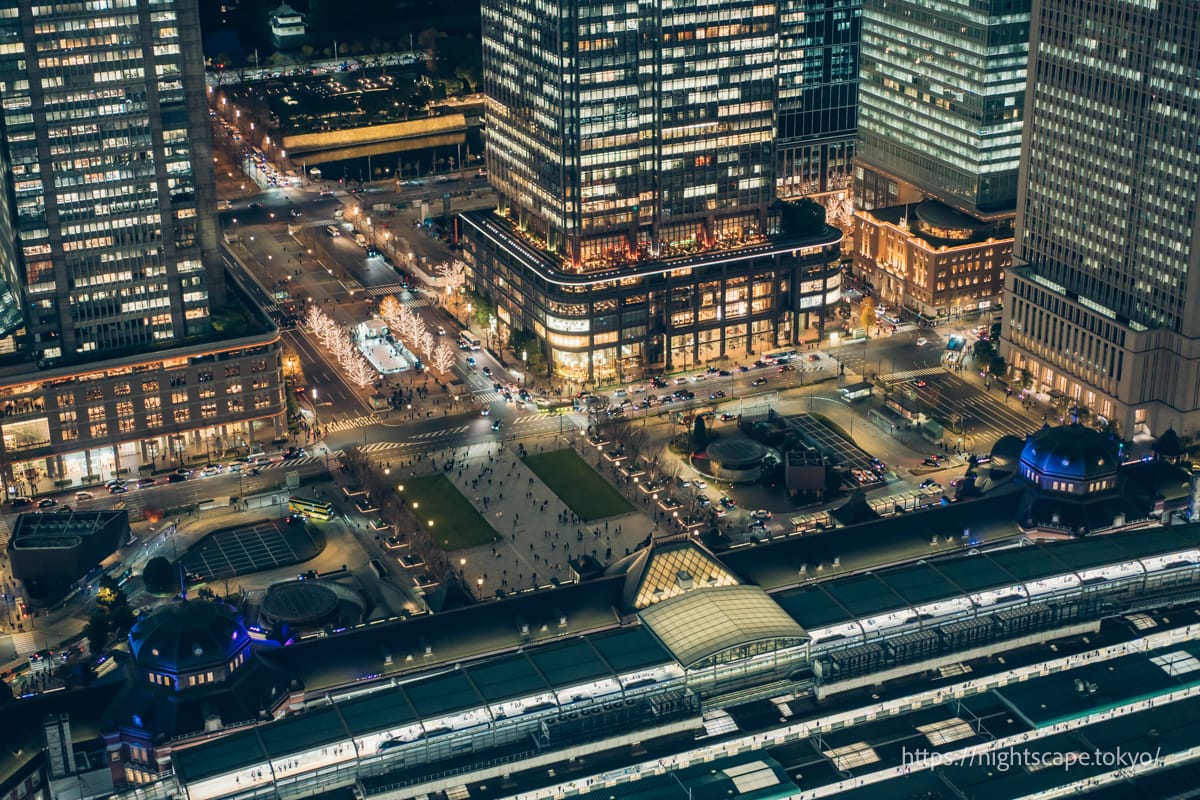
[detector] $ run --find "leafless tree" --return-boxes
[436,260,467,315]
[397,306,426,349]
[431,341,456,373]
[344,353,377,388]
[418,329,435,360]
[305,305,331,337]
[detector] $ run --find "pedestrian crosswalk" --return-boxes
[323,414,380,433]
[9,630,36,657]
[362,285,434,307]
[410,425,471,440]
[262,302,278,314]
[879,367,946,382]
[358,441,407,454]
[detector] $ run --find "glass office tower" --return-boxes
[483,0,779,269]
[1003,0,1200,437]
[0,0,224,361]
[776,0,860,199]
[855,0,1029,217]
[470,0,844,384]
[0,0,283,496]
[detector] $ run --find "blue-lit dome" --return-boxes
[1019,424,1119,491]
[129,600,250,677]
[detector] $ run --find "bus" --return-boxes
[764,349,797,364]
[458,331,481,351]
[288,496,335,522]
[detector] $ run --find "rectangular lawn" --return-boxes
[524,449,634,521]
[403,474,495,551]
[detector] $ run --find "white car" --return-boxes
[751,509,773,520]
[916,337,928,347]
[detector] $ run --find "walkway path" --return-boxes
[405,436,656,600]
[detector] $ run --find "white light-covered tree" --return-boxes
[344,353,377,387]
[397,305,426,348]
[436,260,466,313]
[306,305,331,337]
[431,341,456,373]
[418,329,435,360]
[331,330,355,364]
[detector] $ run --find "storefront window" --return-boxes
[2,417,50,452]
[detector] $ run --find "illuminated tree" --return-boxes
[860,297,877,330]
[377,295,402,331]
[418,329,435,360]
[344,354,377,388]
[397,306,426,348]
[305,305,331,337]
[431,341,456,373]
[436,260,467,316]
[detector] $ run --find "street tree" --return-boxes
[418,329,435,360]
[860,298,877,330]
[436,261,467,315]
[345,354,377,388]
[431,342,456,373]
[305,305,331,337]
[331,331,356,365]
[397,306,426,348]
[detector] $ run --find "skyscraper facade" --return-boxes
[1002,0,1200,437]
[855,0,1030,217]
[776,0,860,199]
[484,0,780,267]
[467,0,843,383]
[0,0,284,494]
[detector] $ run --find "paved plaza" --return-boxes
[387,435,657,599]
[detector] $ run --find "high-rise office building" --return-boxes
[777,0,860,199]
[854,0,1030,217]
[0,0,285,495]
[1002,0,1200,437]
[466,0,843,383]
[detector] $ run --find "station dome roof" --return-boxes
[1019,424,1119,483]
[129,600,250,676]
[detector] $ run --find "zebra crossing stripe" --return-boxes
[880,367,946,382]
[358,441,406,453]
[323,414,380,433]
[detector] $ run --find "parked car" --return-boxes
[751,509,773,520]
[9,497,31,508]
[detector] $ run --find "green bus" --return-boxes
[288,496,334,522]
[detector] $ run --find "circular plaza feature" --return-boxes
[260,580,339,628]
[703,438,772,483]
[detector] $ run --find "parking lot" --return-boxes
[181,520,315,581]
[784,414,884,488]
